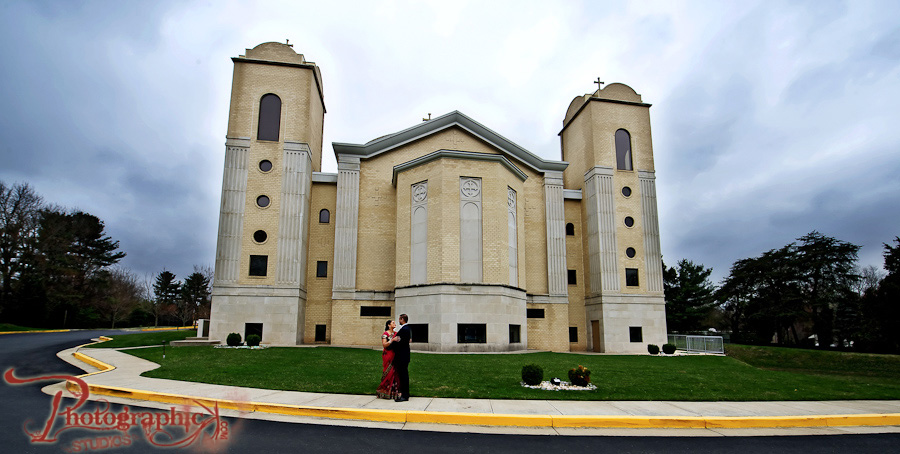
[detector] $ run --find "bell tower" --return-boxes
[209,42,325,345]
[560,82,667,353]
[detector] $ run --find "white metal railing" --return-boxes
[667,334,725,355]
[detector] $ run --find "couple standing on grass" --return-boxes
[377,314,410,402]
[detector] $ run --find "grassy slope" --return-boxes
[124,346,900,401]
[84,330,194,348]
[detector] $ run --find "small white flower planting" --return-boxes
[521,380,597,391]
[214,345,268,349]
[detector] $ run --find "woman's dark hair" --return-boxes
[384,320,392,331]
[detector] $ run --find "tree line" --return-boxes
[0,181,211,329]
[665,231,900,353]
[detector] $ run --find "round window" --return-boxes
[624,216,635,227]
[259,160,273,172]
[253,230,268,243]
[622,186,632,197]
[626,247,636,258]
[256,195,270,208]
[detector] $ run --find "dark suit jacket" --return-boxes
[390,324,411,365]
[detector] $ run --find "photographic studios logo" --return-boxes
[4,368,231,452]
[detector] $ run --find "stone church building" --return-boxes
[208,42,667,353]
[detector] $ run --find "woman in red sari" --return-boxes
[376,320,400,399]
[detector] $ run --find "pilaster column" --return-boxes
[276,141,312,287]
[584,166,619,294]
[640,170,664,293]
[213,137,249,285]
[332,156,360,294]
[544,171,567,296]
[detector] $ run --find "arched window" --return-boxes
[615,129,633,171]
[565,223,575,236]
[319,209,330,224]
[258,94,281,141]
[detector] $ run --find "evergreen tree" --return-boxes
[178,270,210,327]
[15,208,126,327]
[151,270,179,327]
[796,231,860,347]
[664,259,717,332]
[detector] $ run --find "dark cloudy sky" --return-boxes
[1,0,898,283]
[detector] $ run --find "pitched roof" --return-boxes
[332,111,567,174]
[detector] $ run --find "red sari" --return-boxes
[376,330,400,399]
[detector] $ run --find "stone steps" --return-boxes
[170,337,221,347]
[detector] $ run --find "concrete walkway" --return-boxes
[50,345,900,437]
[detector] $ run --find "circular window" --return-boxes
[259,160,273,172]
[256,195,270,208]
[626,247,636,258]
[624,216,635,227]
[253,230,268,243]
[622,186,632,197]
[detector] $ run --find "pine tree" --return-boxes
[152,270,179,327]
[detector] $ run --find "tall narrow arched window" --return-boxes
[615,129,633,171]
[319,209,330,224]
[258,94,281,141]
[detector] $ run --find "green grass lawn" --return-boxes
[726,344,900,379]
[122,345,900,401]
[85,330,194,349]
[0,323,43,331]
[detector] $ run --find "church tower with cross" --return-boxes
[207,42,666,352]
[558,80,667,352]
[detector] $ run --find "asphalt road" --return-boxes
[1,329,898,454]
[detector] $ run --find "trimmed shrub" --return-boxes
[568,365,591,387]
[226,332,242,347]
[647,344,660,355]
[662,343,677,355]
[521,364,544,386]
[246,334,261,347]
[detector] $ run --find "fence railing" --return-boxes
[667,334,725,355]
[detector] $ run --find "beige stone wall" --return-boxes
[393,156,530,286]
[307,75,324,172]
[526,302,569,352]
[522,168,547,295]
[586,101,654,173]
[561,105,593,191]
[238,140,283,285]
[615,170,647,293]
[565,200,588,351]
[227,62,321,146]
[303,181,336,342]
[330,299,393,347]
[356,127,541,291]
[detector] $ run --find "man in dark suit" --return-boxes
[391,313,411,402]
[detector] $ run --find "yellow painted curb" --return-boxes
[0,329,71,335]
[255,404,408,423]
[553,415,709,429]
[408,410,553,427]
[72,351,115,373]
[140,327,193,332]
[824,414,900,427]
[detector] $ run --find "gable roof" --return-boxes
[332,111,568,174]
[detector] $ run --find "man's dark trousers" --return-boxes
[393,323,412,399]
